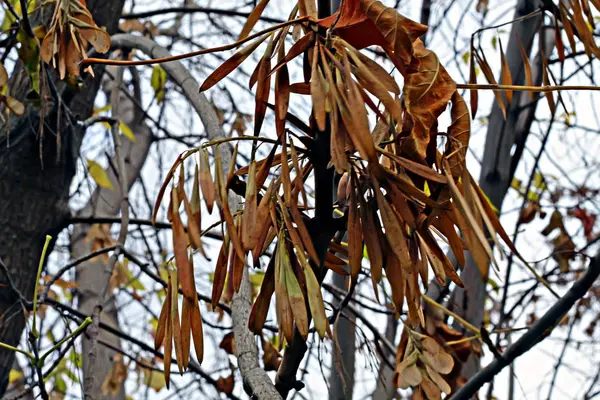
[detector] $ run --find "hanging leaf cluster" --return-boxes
[40,0,110,78]
[153,0,529,392]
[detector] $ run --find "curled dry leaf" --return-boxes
[41,0,110,78]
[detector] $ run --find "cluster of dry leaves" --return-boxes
[149,0,532,395]
[40,0,110,78]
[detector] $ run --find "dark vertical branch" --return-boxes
[275,1,338,398]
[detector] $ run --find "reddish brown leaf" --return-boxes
[249,257,276,334]
[310,42,327,132]
[155,292,169,351]
[445,91,471,179]
[374,182,410,267]
[211,236,230,308]
[238,0,270,41]
[200,34,268,92]
[199,149,216,214]
[498,38,513,105]
[403,40,456,161]
[347,172,363,283]
[169,188,196,299]
[190,293,204,363]
[181,295,191,370]
[242,161,258,250]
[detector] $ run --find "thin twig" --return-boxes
[453,251,600,400]
[81,17,309,67]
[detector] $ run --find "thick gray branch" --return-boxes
[109,34,279,399]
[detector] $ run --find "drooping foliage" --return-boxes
[149,0,527,392]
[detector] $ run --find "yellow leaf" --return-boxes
[151,66,167,103]
[143,369,166,392]
[119,120,135,142]
[87,159,113,190]
[9,369,23,383]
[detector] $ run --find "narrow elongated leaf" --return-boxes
[343,40,402,122]
[249,257,276,334]
[359,194,383,301]
[169,188,196,299]
[200,34,268,92]
[304,264,329,338]
[475,49,506,119]
[445,91,471,179]
[168,268,184,375]
[469,42,478,118]
[517,37,534,100]
[310,42,326,131]
[155,294,169,350]
[199,149,216,214]
[275,43,291,122]
[242,161,258,250]
[275,235,294,342]
[211,236,229,308]
[181,175,206,256]
[498,38,513,105]
[181,295,191,370]
[254,38,274,136]
[347,172,362,283]
[443,160,495,273]
[283,255,308,339]
[269,33,314,79]
[190,293,204,363]
[374,183,410,266]
[238,0,270,41]
[542,58,556,116]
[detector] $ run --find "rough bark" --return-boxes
[445,0,548,380]
[328,274,356,400]
[0,0,125,395]
[73,67,152,400]
[371,312,398,400]
[108,34,279,398]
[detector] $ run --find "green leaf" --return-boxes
[119,120,135,142]
[534,172,547,191]
[461,51,470,65]
[511,178,522,192]
[54,376,67,393]
[16,28,40,93]
[63,368,79,384]
[491,36,498,50]
[69,351,82,368]
[87,159,113,190]
[488,278,500,294]
[151,66,167,103]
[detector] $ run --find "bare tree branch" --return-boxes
[109,33,279,398]
[453,251,600,400]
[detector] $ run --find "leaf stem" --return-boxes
[456,83,600,92]
[81,17,310,67]
[38,317,92,367]
[0,341,34,361]
[32,235,52,338]
[422,294,480,334]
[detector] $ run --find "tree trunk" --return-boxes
[0,0,125,395]
[447,0,547,381]
[328,274,356,400]
[73,67,152,400]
